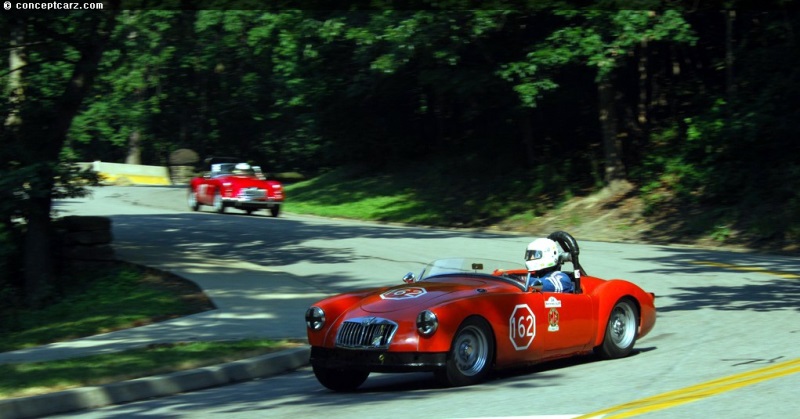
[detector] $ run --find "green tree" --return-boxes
[1,5,120,306]
[67,11,178,166]
[501,7,695,183]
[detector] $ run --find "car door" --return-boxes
[196,182,211,204]
[539,292,595,355]
[494,291,547,366]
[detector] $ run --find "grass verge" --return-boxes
[0,262,300,400]
[0,261,216,352]
[0,339,303,399]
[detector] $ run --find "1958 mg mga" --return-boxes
[305,232,656,391]
[188,157,284,217]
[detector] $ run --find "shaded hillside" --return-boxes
[492,180,799,254]
[286,167,799,254]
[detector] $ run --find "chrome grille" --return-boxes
[239,188,266,199]
[336,317,398,349]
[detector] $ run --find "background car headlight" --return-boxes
[416,310,438,336]
[305,306,325,331]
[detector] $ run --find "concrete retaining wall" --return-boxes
[78,161,172,186]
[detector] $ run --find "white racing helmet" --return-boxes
[233,162,252,174]
[524,238,560,272]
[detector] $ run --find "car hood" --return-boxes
[358,278,510,314]
[219,176,280,189]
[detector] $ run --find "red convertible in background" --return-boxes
[306,232,656,391]
[188,157,284,217]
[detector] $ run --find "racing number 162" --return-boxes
[510,313,534,339]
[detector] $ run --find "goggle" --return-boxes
[524,249,543,261]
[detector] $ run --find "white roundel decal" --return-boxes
[380,287,427,300]
[509,304,536,350]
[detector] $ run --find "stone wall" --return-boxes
[169,148,200,185]
[55,216,115,266]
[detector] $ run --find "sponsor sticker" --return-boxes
[548,308,560,332]
[545,296,562,308]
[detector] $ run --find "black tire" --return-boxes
[213,191,225,214]
[245,209,254,215]
[436,317,494,387]
[313,366,369,392]
[187,190,200,211]
[595,298,639,359]
[270,206,280,217]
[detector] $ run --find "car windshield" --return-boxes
[419,258,526,281]
[210,163,264,178]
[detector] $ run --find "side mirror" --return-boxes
[402,272,416,284]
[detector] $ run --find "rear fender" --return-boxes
[590,280,656,347]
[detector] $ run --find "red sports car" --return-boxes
[188,158,284,217]
[305,232,656,391]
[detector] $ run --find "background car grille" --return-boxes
[336,317,397,349]
[239,188,266,199]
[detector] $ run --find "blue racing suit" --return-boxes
[527,271,574,293]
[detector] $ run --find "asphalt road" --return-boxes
[53,186,800,419]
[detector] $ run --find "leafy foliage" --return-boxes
[2,6,800,306]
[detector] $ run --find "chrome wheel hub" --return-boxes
[609,304,635,348]
[453,326,487,376]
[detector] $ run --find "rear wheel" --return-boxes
[596,298,638,359]
[270,206,280,217]
[313,366,369,392]
[213,192,225,214]
[436,317,494,387]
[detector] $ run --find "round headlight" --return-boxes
[305,306,325,331]
[416,310,438,336]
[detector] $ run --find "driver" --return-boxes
[232,162,253,176]
[524,238,574,293]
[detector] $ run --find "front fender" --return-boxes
[306,288,392,346]
[414,298,492,353]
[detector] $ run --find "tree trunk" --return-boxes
[519,110,536,167]
[3,18,25,232]
[598,76,624,183]
[24,195,55,306]
[125,130,142,164]
[21,6,120,307]
[637,38,649,126]
[725,10,736,99]
[5,19,25,130]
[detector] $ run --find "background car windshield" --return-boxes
[211,163,258,177]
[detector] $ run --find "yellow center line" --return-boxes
[690,261,800,279]
[577,358,800,418]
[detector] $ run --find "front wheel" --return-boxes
[313,366,369,392]
[213,192,225,214]
[436,317,494,387]
[595,298,639,359]
[187,190,200,211]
